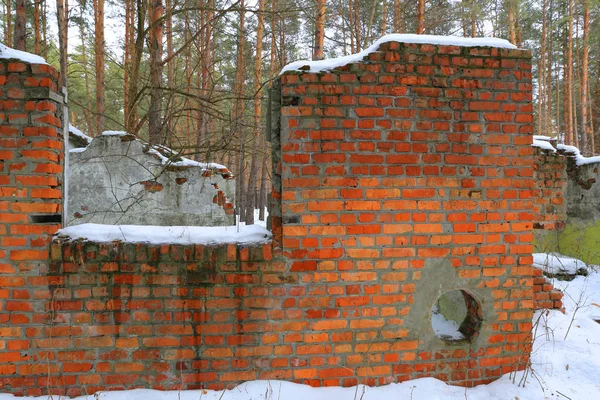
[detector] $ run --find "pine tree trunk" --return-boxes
[124,0,133,132]
[94,0,106,136]
[313,0,326,61]
[56,0,68,88]
[13,0,26,50]
[233,0,246,221]
[148,0,164,145]
[349,0,355,53]
[78,2,94,135]
[393,0,401,33]
[416,0,425,34]
[4,0,12,46]
[165,0,174,141]
[581,0,590,153]
[546,0,553,136]
[354,0,361,51]
[538,0,547,135]
[506,0,516,45]
[461,1,467,37]
[197,0,214,160]
[245,0,265,224]
[470,0,476,37]
[34,1,41,54]
[125,0,147,135]
[42,0,47,58]
[381,0,387,35]
[567,0,574,145]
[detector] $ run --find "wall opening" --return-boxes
[431,290,482,343]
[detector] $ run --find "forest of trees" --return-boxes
[1,0,600,222]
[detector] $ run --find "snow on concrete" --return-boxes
[69,124,92,144]
[431,305,465,341]
[146,145,227,171]
[281,34,517,74]
[0,42,48,64]
[2,257,600,399]
[55,223,272,245]
[533,252,588,276]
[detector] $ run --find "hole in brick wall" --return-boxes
[30,214,62,224]
[431,290,482,343]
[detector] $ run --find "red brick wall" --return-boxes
[0,42,541,395]
[0,59,65,392]
[274,42,535,385]
[532,147,567,231]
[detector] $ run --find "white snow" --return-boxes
[531,137,556,152]
[531,137,600,166]
[431,305,465,341]
[533,252,588,275]
[69,124,92,144]
[55,223,271,245]
[281,34,517,74]
[145,146,227,171]
[0,42,48,65]
[2,255,600,399]
[68,147,86,153]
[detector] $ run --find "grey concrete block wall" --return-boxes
[67,133,235,227]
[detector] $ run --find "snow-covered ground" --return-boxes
[3,255,599,400]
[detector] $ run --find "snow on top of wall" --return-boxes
[56,223,271,245]
[532,135,557,153]
[532,136,600,166]
[533,252,588,276]
[0,42,48,65]
[82,132,229,172]
[281,34,518,74]
[145,145,228,171]
[69,124,92,144]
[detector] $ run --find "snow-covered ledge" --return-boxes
[0,42,48,64]
[280,34,518,74]
[55,223,272,245]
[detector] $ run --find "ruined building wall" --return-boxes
[67,134,235,227]
[0,42,560,395]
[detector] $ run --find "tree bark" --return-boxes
[506,0,516,45]
[165,0,174,141]
[78,1,94,135]
[13,0,26,50]
[4,0,12,46]
[393,0,401,33]
[94,0,106,136]
[381,0,387,35]
[125,0,147,135]
[42,0,48,58]
[148,0,164,144]
[34,0,41,54]
[567,0,574,145]
[245,0,265,224]
[581,0,590,153]
[348,0,355,53]
[416,0,425,34]
[538,0,547,136]
[56,0,68,88]
[313,0,326,60]
[233,0,246,221]
[196,0,214,160]
[124,0,133,132]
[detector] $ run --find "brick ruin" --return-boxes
[0,40,565,395]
